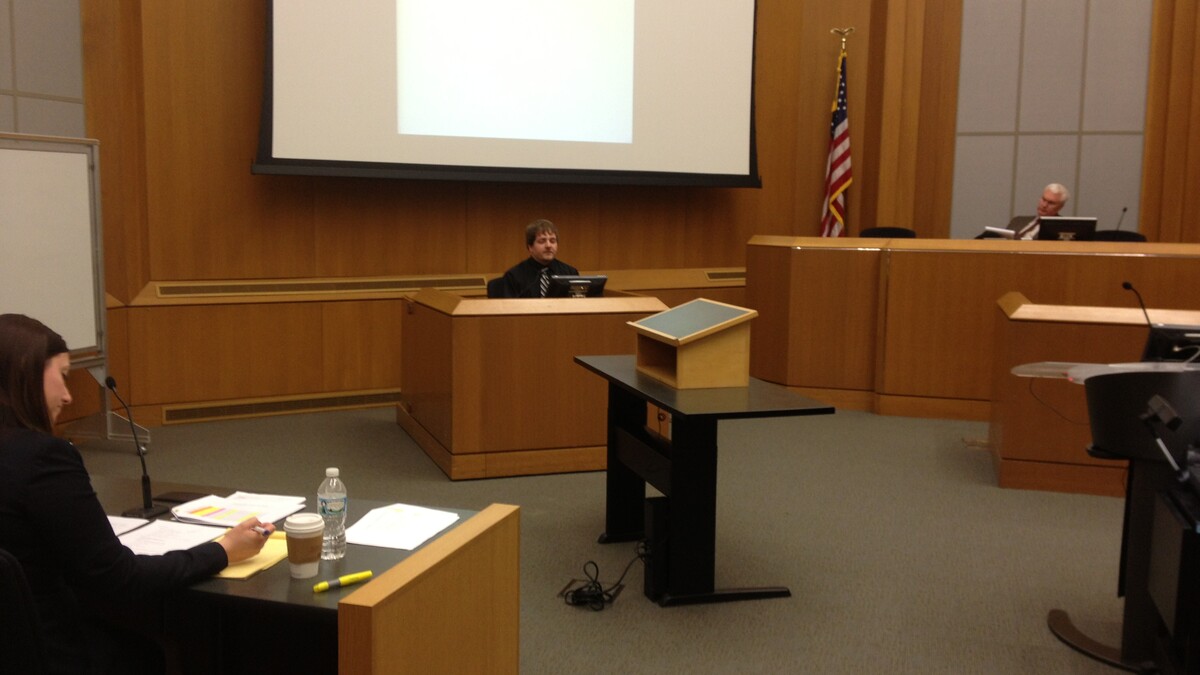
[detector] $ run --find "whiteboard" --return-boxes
[0,135,104,363]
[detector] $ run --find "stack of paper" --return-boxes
[108,515,150,536]
[118,520,224,556]
[345,503,459,551]
[171,492,306,527]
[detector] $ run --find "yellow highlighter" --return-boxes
[313,570,373,593]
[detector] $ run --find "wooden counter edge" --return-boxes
[338,503,520,674]
[412,287,668,316]
[998,291,1200,326]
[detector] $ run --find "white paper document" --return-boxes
[171,492,306,527]
[108,515,150,536]
[345,503,460,551]
[118,519,223,555]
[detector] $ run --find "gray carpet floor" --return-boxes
[77,407,1126,673]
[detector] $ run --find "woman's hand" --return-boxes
[219,517,275,564]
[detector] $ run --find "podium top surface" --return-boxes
[628,298,756,345]
[574,354,833,419]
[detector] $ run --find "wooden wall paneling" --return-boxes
[80,0,151,303]
[648,288,746,311]
[912,0,962,235]
[102,307,131,416]
[869,0,962,235]
[140,1,318,281]
[1141,0,1200,243]
[126,304,325,407]
[788,2,877,235]
[320,301,405,392]
[400,302,455,450]
[757,0,805,233]
[313,178,469,277]
[594,187,691,271]
[463,182,601,273]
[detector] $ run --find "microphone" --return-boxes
[1114,206,1128,231]
[1122,281,1153,328]
[105,376,169,519]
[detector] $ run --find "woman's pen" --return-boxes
[313,570,373,593]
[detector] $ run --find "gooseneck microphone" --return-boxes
[105,376,169,519]
[1122,281,1153,329]
[1114,206,1128,231]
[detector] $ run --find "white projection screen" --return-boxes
[254,0,760,186]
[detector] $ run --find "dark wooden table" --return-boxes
[91,476,472,673]
[575,354,835,606]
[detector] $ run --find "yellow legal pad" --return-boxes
[216,531,289,579]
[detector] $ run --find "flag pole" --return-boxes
[819,28,855,237]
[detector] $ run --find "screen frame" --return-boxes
[546,274,608,298]
[252,2,762,188]
[1037,216,1098,241]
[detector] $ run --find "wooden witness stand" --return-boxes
[397,288,668,479]
[990,292,1200,496]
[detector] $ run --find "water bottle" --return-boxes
[317,467,347,560]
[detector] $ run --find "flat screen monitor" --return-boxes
[547,275,607,298]
[1037,216,1097,241]
[1142,324,1200,362]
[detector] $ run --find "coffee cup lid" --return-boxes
[284,512,324,535]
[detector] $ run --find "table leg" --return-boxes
[657,416,790,607]
[599,384,647,543]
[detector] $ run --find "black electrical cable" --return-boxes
[564,542,646,611]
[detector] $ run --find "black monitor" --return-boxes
[546,275,607,298]
[1037,216,1097,241]
[1142,324,1200,362]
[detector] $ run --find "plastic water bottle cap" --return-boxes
[326,467,339,477]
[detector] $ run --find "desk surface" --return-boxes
[91,476,473,611]
[574,354,835,419]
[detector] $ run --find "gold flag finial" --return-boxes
[830,27,855,51]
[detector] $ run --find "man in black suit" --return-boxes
[495,219,580,298]
[977,183,1071,239]
[1008,183,1071,239]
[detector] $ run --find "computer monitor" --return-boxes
[1141,324,1200,362]
[546,275,607,298]
[1037,216,1097,241]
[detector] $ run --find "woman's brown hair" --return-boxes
[0,314,69,433]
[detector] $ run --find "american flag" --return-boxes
[820,49,852,237]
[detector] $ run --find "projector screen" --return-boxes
[254,0,760,187]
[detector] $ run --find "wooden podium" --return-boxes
[989,292,1200,495]
[397,288,668,479]
[628,298,757,389]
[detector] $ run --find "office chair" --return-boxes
[486,277,508,298]
[859,227,917,238]
[0,547,48,674]
[1091,230,1147,242]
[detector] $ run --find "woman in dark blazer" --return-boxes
[0,314,273,673]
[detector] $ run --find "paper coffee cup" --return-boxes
[284,513,324,579]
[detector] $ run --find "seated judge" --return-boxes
[976,183,1071,239]
[496,219,580,298]
[0,314,273,673]
[1009,183,1071,239]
